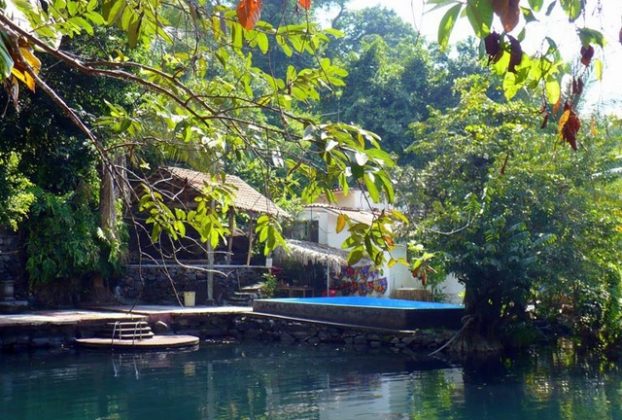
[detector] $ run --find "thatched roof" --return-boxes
[275,239,366,272]
[161,167,288,217]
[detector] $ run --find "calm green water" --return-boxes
[1,344,621,419]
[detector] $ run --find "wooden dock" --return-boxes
[90,305,251,316]
[75,335,200,349]
[0,310,145,329]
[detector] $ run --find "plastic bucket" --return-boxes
[183,291,196,307]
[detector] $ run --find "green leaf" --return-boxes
[577,28,605,48]
[347,248,364,266]
[559,0,582,22]
[438,3,462,51]
[0,38,14,79]
[593,59,603,81]
[255,32,269,54]
[521,7,537,23]
[502,71,520,100]
[427,0,460,13]
[378,173,395,203]
[104,0,125,24]
[528,0,544,12]
[545,1,556,16]
[232,23,243,50]
[545,79,560,104]
[70,16,94,35]
[364,173,380,203]
[465,0,493,38]
[85,11,106,26]
[126,15,142,48]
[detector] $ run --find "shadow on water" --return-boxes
[1,343,622,419]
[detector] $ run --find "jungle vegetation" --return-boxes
[0,0,620,350]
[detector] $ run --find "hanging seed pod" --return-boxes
[580,45,594,66]
[508,35,523,73]
[484,31,502,64]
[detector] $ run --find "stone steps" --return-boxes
[227,292,255,306]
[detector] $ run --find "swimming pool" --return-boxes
[253,297,464,330]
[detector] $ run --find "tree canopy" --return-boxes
[0,0,403,275]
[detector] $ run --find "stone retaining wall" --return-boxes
[116,264,267,304]
[0,323,109,351]
[162,313,455,353]
[1,312,457,354]
[229,315,456,353]
[0,229,26,301]
[0,230,20,282]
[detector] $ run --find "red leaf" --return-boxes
[237,0,262,30]
[572,77,584,96]
[558,106,581,151]
[298,0,311,10]
[492,0,520,33]
[507,35,522,73]
[580,45,594,66]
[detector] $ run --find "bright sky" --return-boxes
[332,0,622,116]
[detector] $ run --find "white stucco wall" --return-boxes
[438,274,464,304]
[385,245,418,292]
[299,192,465,302]
[317,189,390,212]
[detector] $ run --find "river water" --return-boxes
[1,343,620,419]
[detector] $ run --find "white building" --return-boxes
[291,189,464,303]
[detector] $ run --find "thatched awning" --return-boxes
[274,239,359,272]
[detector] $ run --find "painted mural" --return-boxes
[338,265,387,296]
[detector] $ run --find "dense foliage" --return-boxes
[402,77,622,347]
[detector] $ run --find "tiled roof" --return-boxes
[304,203,376,226]
[161,167,288,217]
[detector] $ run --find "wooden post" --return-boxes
[326,266,330,297]
[246,217,255,266]
[226,209,235,264]
[207,198,216,304]
[207,241,214,304]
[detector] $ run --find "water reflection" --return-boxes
[1,345,622,419]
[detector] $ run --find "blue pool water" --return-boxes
[269,296,464,309]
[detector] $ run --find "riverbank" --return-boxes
[0,306,458,354]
